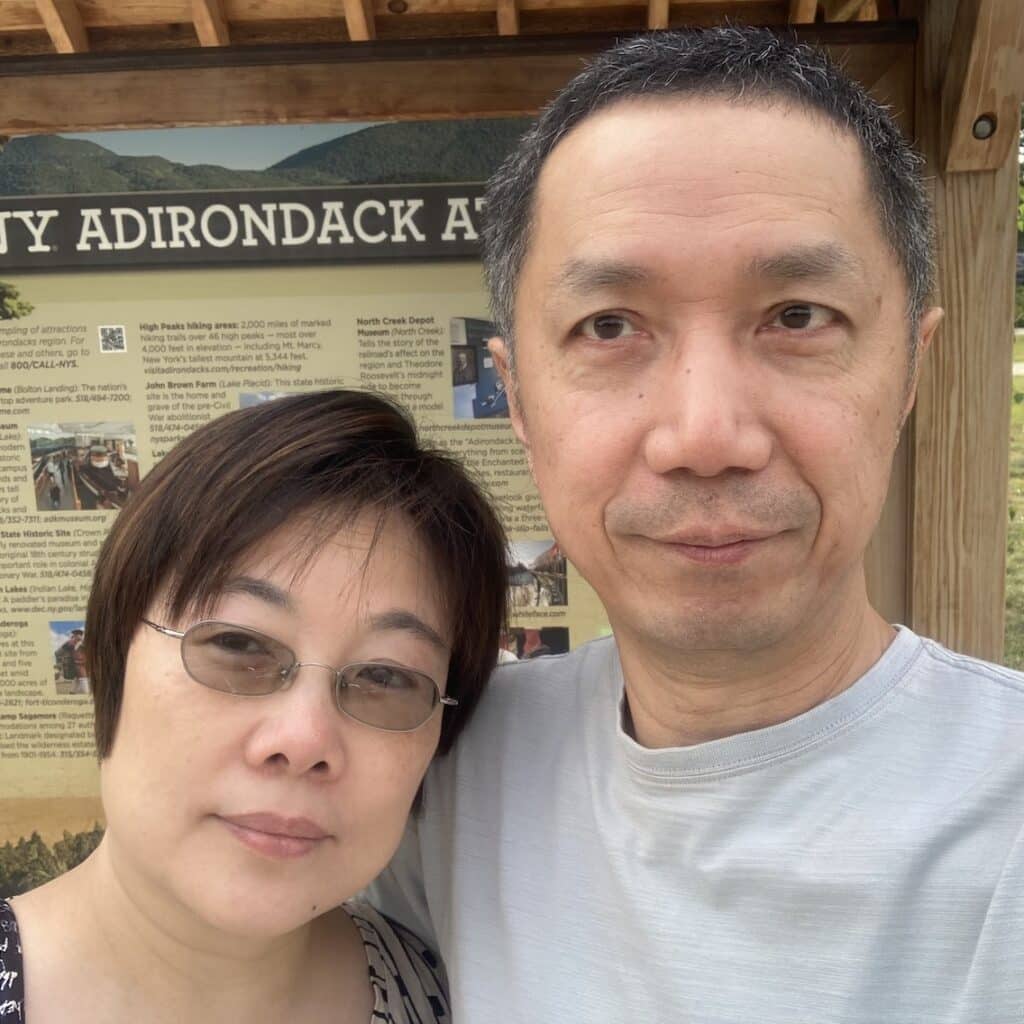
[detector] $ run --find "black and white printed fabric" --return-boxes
[0,900,24,1023]
[0,898,444,1024]
[347,902,449,1023]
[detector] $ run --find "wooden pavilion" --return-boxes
[0,0,1020,660]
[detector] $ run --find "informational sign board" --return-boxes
[0,121,610,886]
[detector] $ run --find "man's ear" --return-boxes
[488,336,530,454]
[901,305,943,426]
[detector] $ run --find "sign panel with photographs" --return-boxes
[0,121,611,890]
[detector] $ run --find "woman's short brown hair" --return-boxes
[85,390,508,758]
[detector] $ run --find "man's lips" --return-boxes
[648,529,783,565]
[217,813,331,859]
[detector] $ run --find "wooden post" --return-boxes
[907,0,1022,659]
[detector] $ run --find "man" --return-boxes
[55,628,83,683]
[371,27,1024,1021]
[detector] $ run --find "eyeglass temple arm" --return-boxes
[440,695,458,707]
[142,618,186,639]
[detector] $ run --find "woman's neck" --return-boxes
[14,838,369,1024]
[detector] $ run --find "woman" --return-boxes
[2,390,507,1023]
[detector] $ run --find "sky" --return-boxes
[61,123,375,170]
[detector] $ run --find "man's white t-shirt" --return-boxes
[369,627,1024,1022]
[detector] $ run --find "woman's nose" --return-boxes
[243,664,345,780]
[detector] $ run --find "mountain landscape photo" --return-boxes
[0,118,532,196]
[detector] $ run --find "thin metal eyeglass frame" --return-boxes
[140,618,457,731]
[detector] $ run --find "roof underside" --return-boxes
[2,0,896,55]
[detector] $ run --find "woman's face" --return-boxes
[100,512,449,939]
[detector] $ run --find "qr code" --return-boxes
[98,325,127,353]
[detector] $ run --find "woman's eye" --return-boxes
[769,303,834,331]
[574,312,641,342]
[210,631,270,657]
[355,664,417,691]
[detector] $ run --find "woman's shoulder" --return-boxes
[0,898,25,1021]
[344,901,449,1024]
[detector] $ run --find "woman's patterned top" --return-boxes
[347,902,449,1023]
[0,900,23,1023]
[0,898,445,1024]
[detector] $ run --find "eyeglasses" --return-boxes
[142,619,455,732]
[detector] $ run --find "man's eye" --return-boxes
[574,312,641,341]
[770,303,833,330]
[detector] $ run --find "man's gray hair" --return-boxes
[482,27,935,357]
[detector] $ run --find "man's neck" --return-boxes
[615,594,895,750]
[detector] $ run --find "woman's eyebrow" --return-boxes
[368,609,449,654]
[221,576,294,610]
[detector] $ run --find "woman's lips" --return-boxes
[218,813,330,859]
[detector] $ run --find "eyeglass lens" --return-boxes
[180,621,440,731]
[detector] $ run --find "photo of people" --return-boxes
[450,316,509,420]
[508,539,568,608]
[28,423,139,512]
[502,627,570,661]
[50,620,90,695]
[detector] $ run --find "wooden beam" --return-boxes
[496,0,519,35]
[941,0,1024,173]
[192,0,230,46]
[647,0,670,29]
[906,0,1018,660]
[33,0,87,53]
[342,0,376,41]
[0,53,591,131]
[788,0,818,22]
[824,0,867,21]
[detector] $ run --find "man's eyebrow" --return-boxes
[368,609,450,654]
[221,576,294,611]
[551,258,654,296]
[747,243,865,284]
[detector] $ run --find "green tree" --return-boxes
[52,823,104,870]
[0,824,106,897]
[0,279,33,320]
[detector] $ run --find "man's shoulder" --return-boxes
[898,629,1024,752]
[909,631,1024,700]
[488,634,619,698]
[448,635,620,749]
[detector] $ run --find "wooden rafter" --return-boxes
[496,0,520,36]
[788,0,818,23]
[192,0,230,47]
[34,0,87,53]
[342,0,376,41]
[824,0,872,20]
[941,0,1024,172]
[647,0,670,30]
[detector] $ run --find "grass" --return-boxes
[1005,366,1024,669]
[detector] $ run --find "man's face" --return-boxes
[491,97,940,655]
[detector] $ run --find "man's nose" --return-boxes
[642,340,773,478]
[243,664,345,781]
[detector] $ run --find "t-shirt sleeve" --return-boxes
[363,811,440,955]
